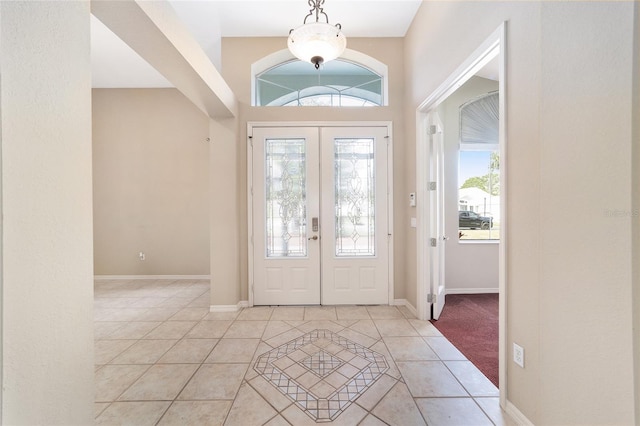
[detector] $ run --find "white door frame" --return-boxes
[247,121,394,307]
[415,23,507,404]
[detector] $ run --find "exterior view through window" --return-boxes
[458,92,500,241]
[459,150,500,240]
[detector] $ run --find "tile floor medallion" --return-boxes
[254,329,389,422]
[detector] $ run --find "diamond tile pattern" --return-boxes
[301,351,343,377]
[254,329,388,422]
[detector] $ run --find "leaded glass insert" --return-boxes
[334,138,375,257]
[265,139,307,257]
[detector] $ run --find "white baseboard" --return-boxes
[392,299,418,317]
[210,300,249,312]
[94,275,210,281]
[210,304,239,312]
[505,400,534,426]
[213,299,417,313]
[446,287,498,295]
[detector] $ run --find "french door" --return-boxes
[250,125,390,306]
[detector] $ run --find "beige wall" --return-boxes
[0,2,94,423]
[220,37,408,303]
[93,89,210,276]
[440,76,499,292]
[405,1,636,423]
[209,117,241,305]
[631,2,640,422]
[634,2,640,421]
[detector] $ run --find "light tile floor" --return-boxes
[94,279,515,425]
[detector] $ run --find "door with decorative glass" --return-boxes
[250,125,390,306]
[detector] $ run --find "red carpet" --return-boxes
[430,294,498,387]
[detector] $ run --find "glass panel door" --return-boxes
[321,127,389,305]
[252,126,390,306]
[252,128,320,306]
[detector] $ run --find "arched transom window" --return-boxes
[253,51,387,107]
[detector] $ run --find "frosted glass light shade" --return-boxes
[288,22,347,68]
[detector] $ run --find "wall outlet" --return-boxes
[139,251,145,261]
[513,342,524,368]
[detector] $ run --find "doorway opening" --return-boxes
[247,123,394,307]
[415,23,507,402]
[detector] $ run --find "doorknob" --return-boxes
[308,235,318,240]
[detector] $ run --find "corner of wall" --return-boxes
[209,117,241,306]
[632,2,640,422]
[0,6,4,420]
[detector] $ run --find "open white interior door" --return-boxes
[430,115,447,319]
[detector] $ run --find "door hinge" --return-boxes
[428,125,437,135]
[430,238,437,247]
[428,181,437,191]
[427,293,437,303]
[248,135,253,147]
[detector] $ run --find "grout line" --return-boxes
[153,361,209,426]
[357,411,391,425]
[245,373,294,421]
[99,364,153,406]
[356,376,400,424]
[93,401,112,420]
[471,396,501,426]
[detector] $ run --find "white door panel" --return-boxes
[430,115,447,319]
[252,127,320,305]
[320,127,389,305]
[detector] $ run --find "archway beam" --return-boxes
[92,0,237,118]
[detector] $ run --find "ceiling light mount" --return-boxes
[288,0,347,69]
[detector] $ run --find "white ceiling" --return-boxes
[91,0,422,88]
[476,57,500,82]
[169,0,423,38]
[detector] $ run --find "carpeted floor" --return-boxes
[430,293,498,387]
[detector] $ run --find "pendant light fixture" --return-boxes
[288,0,347,69]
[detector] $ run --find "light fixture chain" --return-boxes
[303,0,330,24]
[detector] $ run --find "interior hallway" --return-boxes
[94,279,512,425]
